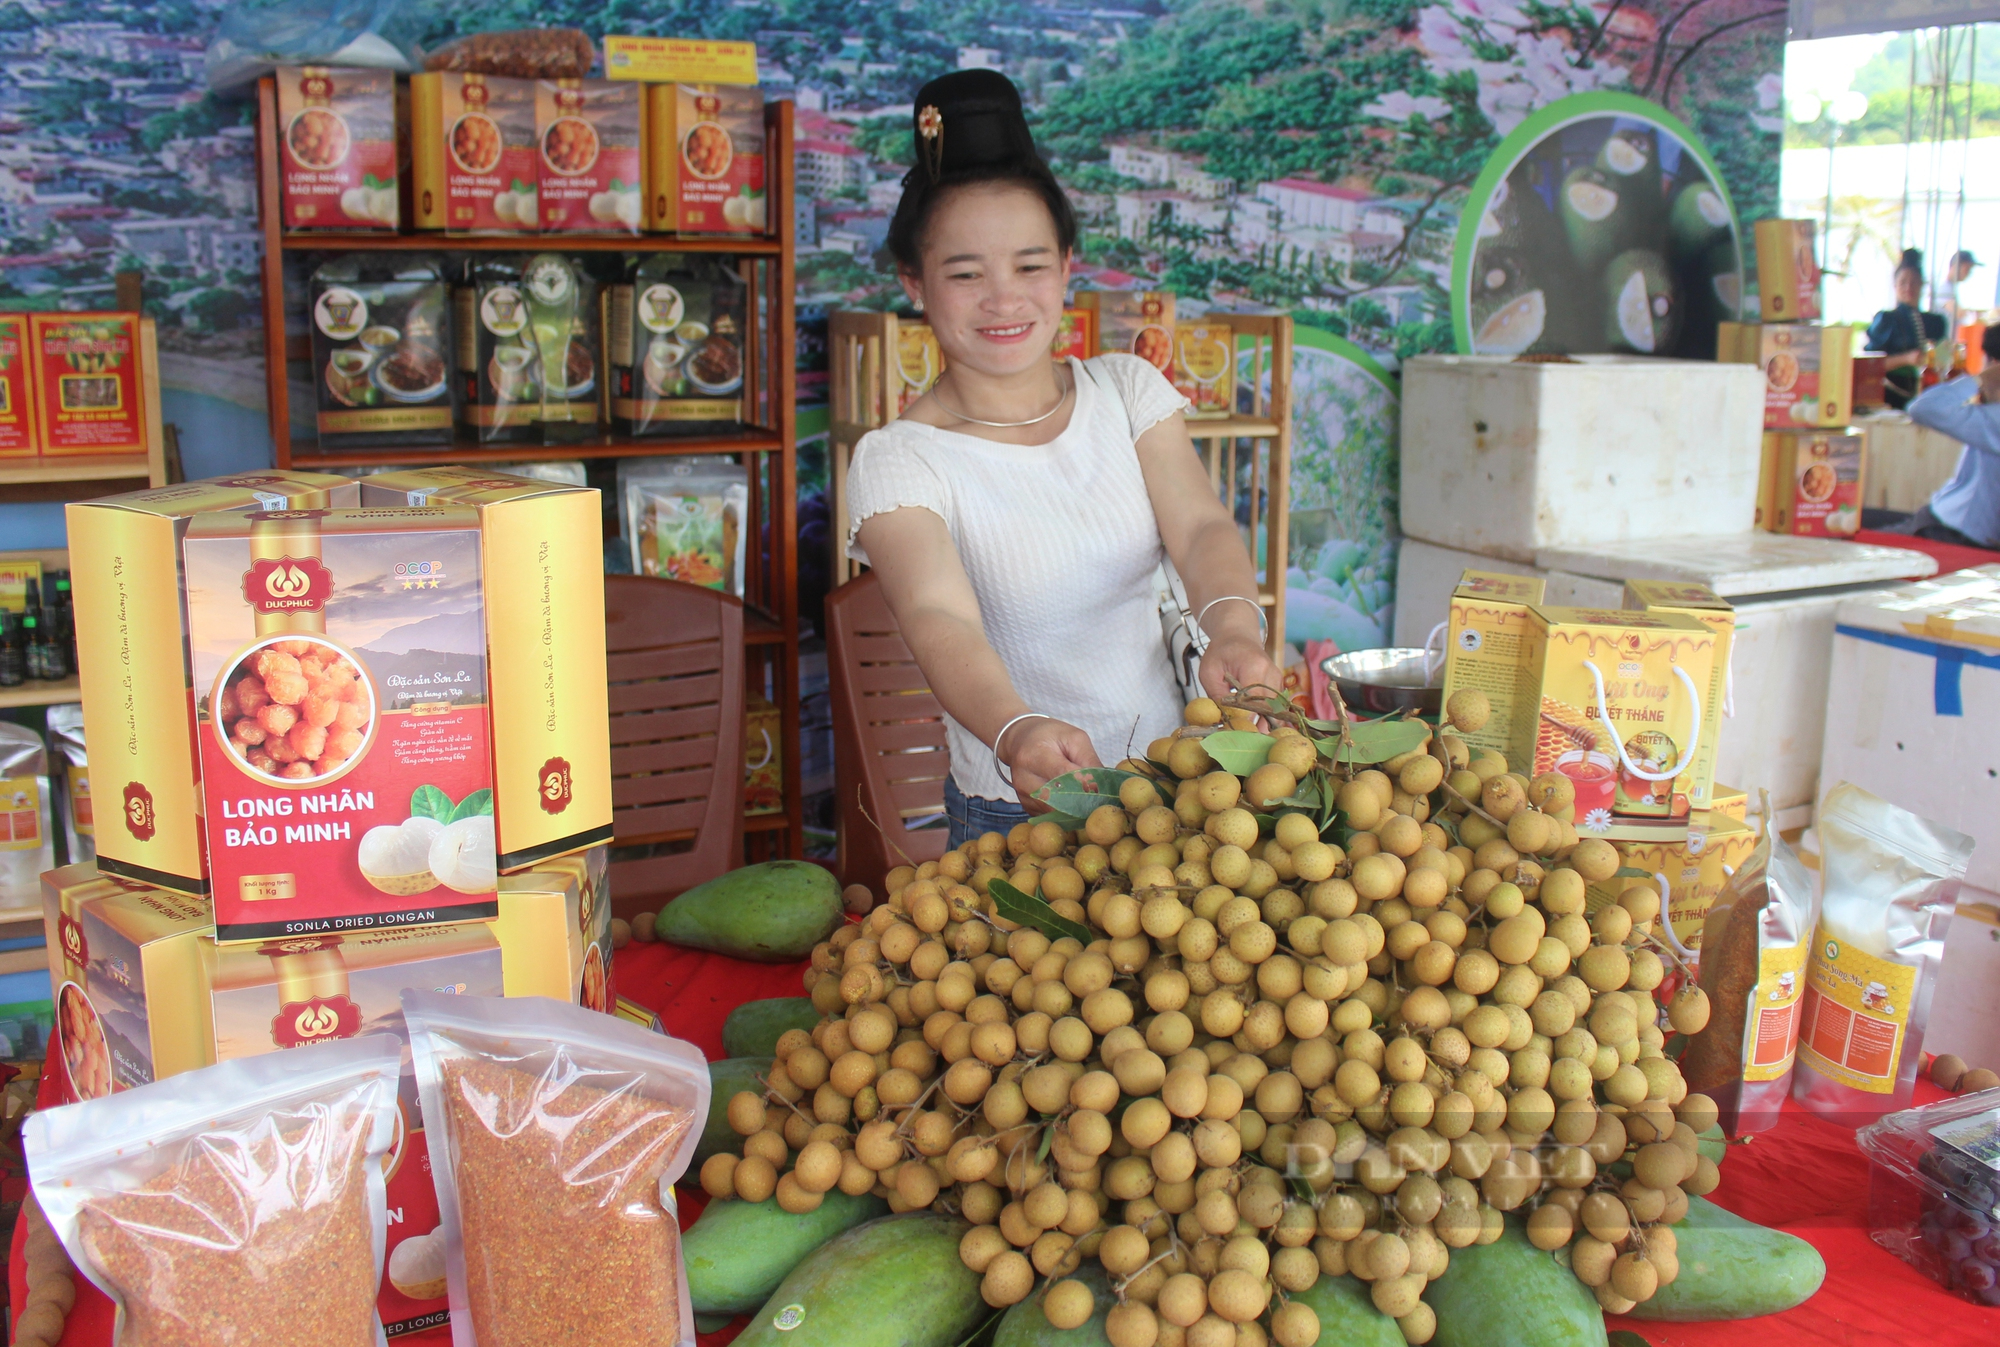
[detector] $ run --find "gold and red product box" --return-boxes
[355,468,612,871]
[1759,323,1854,429]
[1051,307,1095,363]
[0,314,31,456]
[1078,290,1175,373]
[535,79,645,233]
[26,312,146,456]
[500,843,610,1011]
[181,506,499,941]
[895,321,942,412]
[1765,429,1864,537]
[1622,580,1735,828]
[1588,811,1759,952]
[745,695,783,817]
[1440,569,1546,768]
[1852,353,1888,410]
[275,65,400,231]
[66,473,360,895]
[646,82,766,234]
[1755,218,1822,322]
[411,71,540,233]
[1173,321,1233,418]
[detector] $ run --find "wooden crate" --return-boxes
[827,310,1293,655]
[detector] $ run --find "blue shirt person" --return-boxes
[1891,367,2000,550]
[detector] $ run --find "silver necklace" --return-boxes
[931,370,1071,428]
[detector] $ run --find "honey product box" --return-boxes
[26,312,146,456]
[310,254,455,449]
[454,254,602,445]
[182,506,498,941]
[1769,428,1864,537]
[1523,607,1716,840]
[896,321,943,412]
[356,469,612,871]
[1591,812,1759,952]
[1755,430,1783,527]
[536,79,644,233]
[610,254,748,434]
[1759,323,1854,428]
[746,694,783,817]
[1622,580,1734,817]
[646,82,767,234]
[1078,291,1175,373]
[1051,307,1095,363]
[1440,569,1546,768]
[43,863,212,1103]
[275,65,400,230]
[66,473,359,895]
[0,313,32,456]
[1709,782,1749,821]
[411,72,539,233]
[1173,322,1233,418]
[1755,218,1822,322]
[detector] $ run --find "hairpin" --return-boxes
[918,104,944,181]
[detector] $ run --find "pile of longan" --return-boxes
[700,693,1723,1347]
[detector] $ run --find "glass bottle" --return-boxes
[0,612,23,687]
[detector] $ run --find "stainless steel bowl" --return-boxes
[1322,648,1443,717]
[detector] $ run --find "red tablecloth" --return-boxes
[1852,527,2000,577]
[14,940,2000,1346]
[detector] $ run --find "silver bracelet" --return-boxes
[992,712,1053,789]
[1196,595,1269,646]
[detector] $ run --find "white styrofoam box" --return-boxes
[1391,538,1548,648]
[1541,571,1623,608]
[1928,883,2000,1068]
[1708,588,1858,819]
[1533,531,1938,596]
[1820,569,2000,891]
[1400,355,1765,562]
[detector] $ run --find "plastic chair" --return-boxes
[604,575,745,919]
[826,572,950,894]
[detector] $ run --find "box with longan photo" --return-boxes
[182,506,500,942]
[275,65,401,231]
[1078,290,1175,374]
[1173,322,1233,418]
[66,473,360,896]
[646,82,766,234]
[411,71,539,233]
[535,79,644,233]
[1440,569,1546,769]
[356,469,612,872]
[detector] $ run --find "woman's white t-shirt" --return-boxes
[845,353,1189,801]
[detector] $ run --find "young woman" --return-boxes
[846,70,1284,846]
[1868,248,1949,408]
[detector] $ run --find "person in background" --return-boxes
[1885,324,2000,550]
[1869,248,1948,409]
[1941,248,1980,334]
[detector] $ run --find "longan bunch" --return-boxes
[699,693,1724,1345]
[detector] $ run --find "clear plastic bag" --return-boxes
[423,28,594,80]
[48,703,90,865]
[1856,1085,2000,1305]
[206,0,426,91]
[622,463,748,594]
[0,721,53,912]
[402,990,709,1347]
[1792,781,1976,1125]
[25,1036,403,1347]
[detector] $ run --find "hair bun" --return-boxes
[1902,247,1925,270]
[911,70,1041,179]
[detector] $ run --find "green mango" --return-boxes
[1429,1219,1608,1347]
[685,1190,889,1316]
[654,860,843,961]
[995,1264,1114,1346]
[696,1057,772,1165]
[1288,1273,1407,1346]
[1629,1196,1826,1321]
[724,996,821,1058]
[733,1212,985,1347]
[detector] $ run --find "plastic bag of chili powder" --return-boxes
[25,1035,402,1347]
[402,990,710,1347]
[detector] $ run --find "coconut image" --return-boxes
[1597,126,1664,228]
[1668,178,1732,259]
[1604,249,1681,354]
[1469,248,1548,355]
[1560,165,1626,277]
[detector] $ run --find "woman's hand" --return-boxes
[999,717,1102,806]
[1200,635,1287,707]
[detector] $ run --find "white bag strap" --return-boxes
[1581,659,1704,783]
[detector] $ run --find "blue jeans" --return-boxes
[945,777,1030,849]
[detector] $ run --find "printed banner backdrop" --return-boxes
[0,0,1783,648]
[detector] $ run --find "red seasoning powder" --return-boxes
[442,1056,693,1345]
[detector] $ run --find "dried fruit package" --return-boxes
[275,65,400,231]
[622,463,747,593]
[0,720,54,911]
[25,1035,402,1347]
[403,990,710,1347]
[1793,781,1974,1124]
[1681,801,1819,1133]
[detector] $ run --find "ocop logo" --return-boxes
[539,756,574,815]
[271,994,362,1049]
[122,781,156,841]
[243,555,333,616]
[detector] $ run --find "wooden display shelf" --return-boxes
[827,311,1294,654]
[254,77,805,860]
[0,455,155,485]
[0,676,79,710]
[0,319,169,503]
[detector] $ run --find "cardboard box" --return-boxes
[0,556,39,611]
[411,72,539,233]
[275,65,400,231]
[357,469,612,872]
[1709,783,1748,820]
[496,848,614,1011]
[646,83,766,234]
[1524,606,1716,839]
[1716,320,1758,365]
[1755,218,1822,322]
[27,312,146,456]
[1767,428,1864,537]
[896,322,942,412]
[0,314,32,456]
[1592,812,1759,952]
[1623,580,1735,817]
[1441,570,1546,769]
[746,694,782,816]
[1853,353,1888,410]
[67,473,360,895]
[1759,324,1854,429]
[1079,291,1175,373]
[182,506,498,941]
[535,78,644,233]
[1173,322,1233,418]
[1051,307,1095,363]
